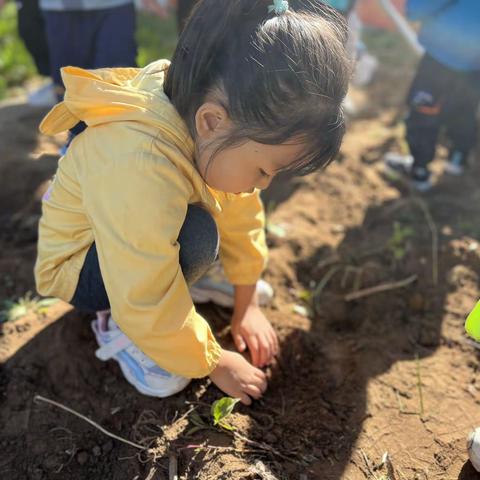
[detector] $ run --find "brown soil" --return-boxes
[1,59,480,480]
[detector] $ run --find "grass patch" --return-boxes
[0,3,37,98]
[136,12,177,67]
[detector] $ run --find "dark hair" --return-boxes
[164,0,351,175]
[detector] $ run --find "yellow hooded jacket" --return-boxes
[35,60,268,378]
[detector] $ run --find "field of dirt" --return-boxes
[1,52,480,480]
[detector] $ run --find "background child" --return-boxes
[385,0,480,192]
[0,0,56,106]
[39,0,138,153]
[39,0,138,98]
[36,0,350,405]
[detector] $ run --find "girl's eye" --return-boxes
[259,169,270,177]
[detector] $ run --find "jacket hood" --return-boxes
[40,60,194,158]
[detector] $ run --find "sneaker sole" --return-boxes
[115,357,191,398]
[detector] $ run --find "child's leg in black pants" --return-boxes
[405,55,452,180]
[406,55,480,178]
[442,71,480,168]
[70,204,219,312]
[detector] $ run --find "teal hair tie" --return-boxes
[268,0,289,15]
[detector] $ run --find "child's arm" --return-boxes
[406,0,457,22]
[214,190,268,285]
[214,190,278,366]
[231,284,279,368]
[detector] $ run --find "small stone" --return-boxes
[92,446,102,457]
[76,450,89,465]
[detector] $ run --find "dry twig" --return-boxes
[413,198,438,285]
[345,275,417,302]
[34,395,146,450]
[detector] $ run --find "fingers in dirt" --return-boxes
[259,338,271,367]
[248,335,260,366]
[245,384,263,399]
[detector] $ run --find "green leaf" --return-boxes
[211,397,240,426]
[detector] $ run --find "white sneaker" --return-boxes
[384,152,432,192]
[91,312,190,397]
[190,261,274,308]
[444,150,466,176]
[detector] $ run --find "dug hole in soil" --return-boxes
[1,57,480,480]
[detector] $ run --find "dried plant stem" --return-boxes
[345,275,417,302]
[414,198,438,285]
[34,395,146,450]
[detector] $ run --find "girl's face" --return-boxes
[197,139,305,194]
[194,101,305,194]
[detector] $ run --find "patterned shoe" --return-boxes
[190,261,274,308]
[384,152,432,192]
[444,150,466,176]
[91,311,190,397]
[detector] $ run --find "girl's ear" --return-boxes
[195,102,230,141]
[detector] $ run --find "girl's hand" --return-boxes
[231,304,279,368]
[209,349,267,405]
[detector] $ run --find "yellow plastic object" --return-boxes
[466,301,480,341]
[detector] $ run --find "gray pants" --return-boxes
[70,205,219,312]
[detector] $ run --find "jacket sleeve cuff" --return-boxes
[222,261,266,286]
[196,337,222,378]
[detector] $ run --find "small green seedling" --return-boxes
[0,293,58,323]
[211,397,240,431]
[187,397,240,436]
[388,222,414,260]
